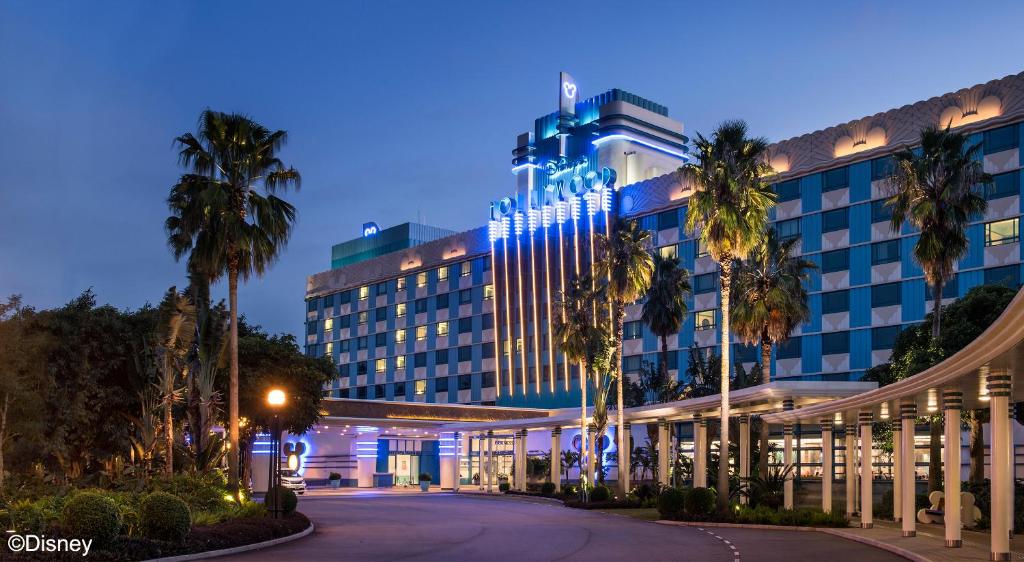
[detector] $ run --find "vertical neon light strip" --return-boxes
[602,196,614,327]
[490,241,501,398]
[557,216,569,392]
[501,227,514,392]
[529,229,541,395]
[515,217,527,395]
[543,215,555,394]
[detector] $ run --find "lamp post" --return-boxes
[266,388,286,518]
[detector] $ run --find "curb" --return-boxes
[145,521,315,562]
[655,521,927,562]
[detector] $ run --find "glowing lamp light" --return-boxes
[501,216,510,238]
[591,133,688,160]
[267,389,286,407]
[834,412,843,424]
[570,196,581,220]
[541,205,554,228]
[584,191,599,216]
[601,187,613,212]
[287,453,299,471]
[926,388,938,413]
[980,366,991,401]
[527,208,539,231]
[513,211,524,236]
[555,201,568,224]
[488,220,501,243]
[880,402,890,420]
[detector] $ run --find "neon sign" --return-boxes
[562,80,577,100]
[488,157,617,222]
[362,222,380,237]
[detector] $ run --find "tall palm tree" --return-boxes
[187,271,229,457]
[682,120,776,510]
[154,286,195,475]
[886,125,989,340]
[595,220,654,496]
[166,110,300,490]
[641,253,691,383]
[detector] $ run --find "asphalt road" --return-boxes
[222,493,906,562]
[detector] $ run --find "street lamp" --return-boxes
[266,388,287,518]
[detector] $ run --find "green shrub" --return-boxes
[139,492,191,542]
[590,485,612,502]
[62,492,121,546]
[266,486,298,516]
[685,487,715,516]
[149,472,229,514]
[498,482,511,493]
[634,483,656,501]
[733,506,849,527]
[540,482,557,496]
[329,472,342,480]
[563,484,579,498]
[657,487,687,517]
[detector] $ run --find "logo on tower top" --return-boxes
[362,222,379,237]
[559,71,577,117]
[562,81,577,99]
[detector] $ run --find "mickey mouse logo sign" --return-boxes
[562,81,577,99]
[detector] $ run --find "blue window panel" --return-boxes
[802,335,822,374]
[804,293,822,333]
[680,237,696,270]
[822,289,850,313]
[959,224,984,269]
[849,329,871,370]
[777,336,801,359]
[849,203,871,244]
[801,213,822,253]
[821,331,850,355]
[805,253,822,292]
[822,167,850,192]
[801,174,822,213]
[901,235,923,278]
[984,124,1019,155]
[849,287,872,328]
[775,179,801,202]
[902,279,925,322]
[849,161,871,202]
[987,171,1019,200]
[850,245,871,286]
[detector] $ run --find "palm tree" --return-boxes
[154,287,195,475]
[595,220,654,496]
[641,253,691,386]
[682,120,776,510]
[187,271,229,457]
[886,125,989,340]
[166,110,300,490]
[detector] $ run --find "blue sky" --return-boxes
[2,1,1022,337]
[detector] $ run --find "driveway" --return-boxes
[221,493,905,562]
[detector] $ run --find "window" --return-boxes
[375,358,386,373]
[984,265,1020,288]
[376,283,388,296]
[414,352,427,368]
[436,321,449,337]
[396,355,406,369]
[357,361,367,375]
[435,376,449,393]
[822,167,849,192]
[324,317,334,332]
[415,326,427,341]
[984,124,1019,155]
[436,293,449,309]
[871,326,900,350]
[658,245,678,260]
[396,303,407,317]
[985,218,1019,246]
[357,336,368,350]
[307,300,317,313]
[871,282,901,308]
[458,317,472,334]
[871,156,894,181]
[775,179,800,202]
[395,329,407,343]
[358,286,369,300]
[414,379,427,395]
[415,298,428,314]
[694,310,715,331]
[375,307,386,322]
[339,314,351,329]
[459,289,473,305]
[871,240,900,264]
[458,345,472,362]
[777,336,801,359]
[306,321,317,336]
[435,349,448,364]
[324,341,334,356]
[375,333,386,347]
[340,339,351,353]
[821,249,849,273]
[397,277,407,291]
[356,386,367,399]
[695,237,709,258]
[822,290,850,314]
[776,218,800,241]
[822,331,850,355]
[482,343,495,359]
[484,284,495,300]
[437,266,449,281]
[623,321,642,340]
[458,374,472,391]
[481,257,491,272]
[460,261,471,277]
[416,272,428,287]
[821,207,849,232]
[870,199,893,224]
[657,209,679,230]
[482,313,494,330]
[694,273,717,294]
[623,355,642,373]
[357,311,368,325]
[925,276,958,300]
[988,171,1020,200]
[482,371,496,388]
[339,290,352,304]
[394,381,406,397]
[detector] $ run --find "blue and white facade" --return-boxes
[306,71,1024,410]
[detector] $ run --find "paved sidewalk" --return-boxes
[837,520,1021,562]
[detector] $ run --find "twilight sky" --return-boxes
[2,1,1023,338]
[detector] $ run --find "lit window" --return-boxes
[395,329,407,343]
[516,338,523,351]
[438,266,448,281]
[658,245,678,259]
[325,341,334,355]
[416,325,427,341]
[417,272,428,287]
[358,311,368,325]
[460,261,471,277]
[484,284,495,299]
[358,286,369,300]
[436,321,449,337]
[397,277,407,291]
[396,355,406,369]
[623,321,643,340]
[503,340,511,356]
[396,303,407,317]
[696,238,709,258]
[375,359,386,373]
[414,379,427,395]
[694,310,715,331]
[986,218,1019,247]
[324,317,334,332]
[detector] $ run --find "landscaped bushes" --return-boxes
[498,482,511,493]
[266,486,298,516]
[62,492,122,547]
[140,492,191,542]
[540,482,557,496]
[657,487,688,518]
[685,487,716,517]
[734,505,849,527]
[590,485,612,502]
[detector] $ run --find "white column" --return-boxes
[551,427,561,492]
[477,435,485,491]
[859,411,873,528]
[783,422,794,509]
[820,418,833,513]
[943,391,962,548]
[845,422,857,518]
[620,422,631,495]
[657,419,670,487]
[990,371,1012,561]
[739,415,750,504]
[520,428,529,491]
[694,415,707,488]
[892,420,902,522]
[486,430,494,493]
[440,451,455,490]
[355,432,379,488]
[586,427,596,486]
[900,402,917,537]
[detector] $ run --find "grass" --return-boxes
[595,507,661,521]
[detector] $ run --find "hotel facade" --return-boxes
[305,71,1024,411]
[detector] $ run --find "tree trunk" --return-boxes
[969,412,985,484]
[927,416,942,493]
[228,265,240,494]
[760,334,771,384]
[758,416,770,477]
[615,301,627,497]
[0,394,8,487]
[931,280,942,340]
[580,359,588,487]
[660,334,669,388]
[164,366,174,476]
[717,259,732,511]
